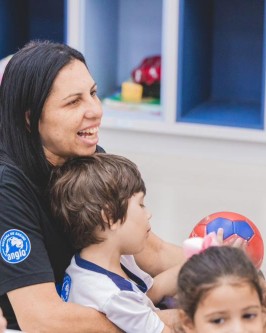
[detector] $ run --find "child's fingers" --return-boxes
[233,238,248,249]
[225,236,247,249]
[216,228,248,250]
[216,228,224,245]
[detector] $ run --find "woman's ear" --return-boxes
[179,310,195,333]
[25,111,30,131]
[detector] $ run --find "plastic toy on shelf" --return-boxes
[131,55,161,98]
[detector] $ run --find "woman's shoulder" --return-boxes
[0,162,28,181]
[0,161,38,195]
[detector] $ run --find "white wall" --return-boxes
[99,127,266,274]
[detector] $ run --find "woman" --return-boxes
[0,40,184,332]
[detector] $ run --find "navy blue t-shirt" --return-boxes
[0,145,105,330]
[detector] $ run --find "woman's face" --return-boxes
[39,59,103,166]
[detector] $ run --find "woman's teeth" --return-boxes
[78,127,98,136]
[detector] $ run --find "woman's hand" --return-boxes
[0,308,7,333]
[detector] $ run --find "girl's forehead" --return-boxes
[210,280,258,297]
[199,278,258,302]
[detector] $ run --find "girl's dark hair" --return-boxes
[177,246,264,320]
[0,40,86,188]
[49,154,146,250]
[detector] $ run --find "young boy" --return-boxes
[50,154,180,333]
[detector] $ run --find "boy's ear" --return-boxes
[179,310,195,333]
[101,209,119,230]
[25,111,30,131]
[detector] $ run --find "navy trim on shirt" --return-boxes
[75,254,148,293]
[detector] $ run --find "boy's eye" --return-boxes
[91,89,97,97]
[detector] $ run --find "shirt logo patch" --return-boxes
[61,274,71,302]
[0,229,31,264]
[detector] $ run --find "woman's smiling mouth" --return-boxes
[77,126,99,137]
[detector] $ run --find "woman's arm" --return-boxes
[0,308,7,333]
[134,231,185,276]
[146,265,180,305]
[157,309,184,333]
[8,283,123,333]
[135,229,247,278]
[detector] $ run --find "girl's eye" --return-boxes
[140,203,145,208]
[243,313,257,320]
[210,318,225,325]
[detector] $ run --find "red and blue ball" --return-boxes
[190,211,264,269]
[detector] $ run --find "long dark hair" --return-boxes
[0,40,86,189]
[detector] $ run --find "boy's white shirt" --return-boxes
[62,254,164,333]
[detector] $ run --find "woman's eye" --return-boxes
[68,98,80,106]
[140,203,145,208]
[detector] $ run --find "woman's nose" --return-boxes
[84,99,103,119]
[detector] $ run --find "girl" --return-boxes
[177,246,266,333]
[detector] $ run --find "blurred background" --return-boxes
[1,0,266,273]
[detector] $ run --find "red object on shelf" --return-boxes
[131,56,161,86]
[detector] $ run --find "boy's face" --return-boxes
[118,192,152,254]
[184,282,265,333]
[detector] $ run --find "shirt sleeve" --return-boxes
[102,290,164,333]
[0,165,54,295]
